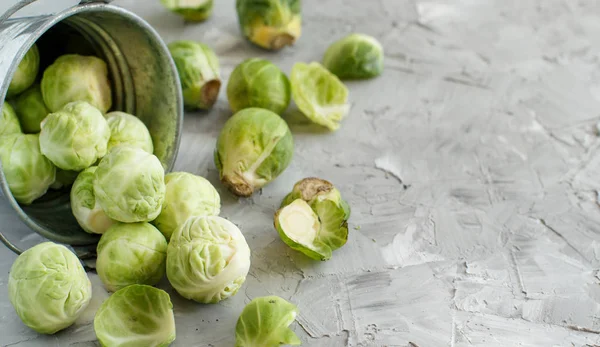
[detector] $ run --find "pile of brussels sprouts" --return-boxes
[3,0,385,346]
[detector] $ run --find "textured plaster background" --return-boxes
[1,0,600,346]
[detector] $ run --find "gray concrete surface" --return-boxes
[1,0,600,346]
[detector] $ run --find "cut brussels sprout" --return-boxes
[94,284,176,347]
[7,44,39,97]
[0,134,56,205]
[70,167,115,234]
[153,172,220,241]
[166,215,251,303]
[160,0,214,21]
[106,111,154,154]
[235,296,301,347]
[168,40,221,110]
[9,242,92,334]
[51,168,79,190]
[94,146,166,223]
[13,84,49,133]
[291,62,350,131]
[41,54,112,113]
[236,0,302,50]
[323,33,384,79]
[39,101,110,171]
[227,58,291,114]
[1,102,22,136]
[214,108,293,197]
[276,177,350,260]
[96,222,167,292]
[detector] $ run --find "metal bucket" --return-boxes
[0,0,183,260]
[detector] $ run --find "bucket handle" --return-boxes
[0,0,114,26]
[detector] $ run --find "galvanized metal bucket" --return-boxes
[0,0,183,261]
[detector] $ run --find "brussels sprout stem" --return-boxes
[202,79,221,108]
[270,33,295,50]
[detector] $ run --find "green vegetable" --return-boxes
[168,40,221,110]
[13,84,49,133]
[94,284,176,347]
[70,166,115,234]
[39,101,110,171]
[153,172,220,241]
[160,0,214,22]
[227,58,291,114]
[235,296,301,347]
[8,242,92,334]
[214,108,293,197]
[94,146,166,223]
[0,134,56,204]
[323,33,384,79]
[106,111,154,154]
[166,215,251,304]
[1,102,22,136]
[7,44,39,97]
[291,62,349,131]
[96,222,167,292]
[41,54,112,113]
[50,169,79,190]
[276,177,350,260]
[236,0,302,50]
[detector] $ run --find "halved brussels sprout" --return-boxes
[227,58,291,114]
[94,285,176,347]
[7,44,40,97]
[96,222,167,292]
[236,0,301,50]
[94,146,166,223]
[291,62,350,131]
[235,296,301,347]
[323,33,384,79]
[13,84,50,133]
[106,111,154,154]
[39,101,110,171]
[51,169,79,190]
[70,166,115,234]
[168,40,221,110]
[160,0,214,21]
[41,54,112,113]
[1,102,22,136]
[166,215,251,303]
[0,134,56,205]
[275,177,350,261]
[9,242,92,334]
[153,172,221,241]
[214,108,293,197]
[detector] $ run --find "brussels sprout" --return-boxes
[7,44,39,97]
[166,215,251,303]
[70,166,115,234]
[214,108,293,197]
[0,134,56,204]
[39,101,110,171]
[235,296,301,347]
[291,62,349,131]
[8,242,92,334]
[160,0,214,22]
[323,34,384,79]
[13,84,50,133]
[106,111,154,154]
[275,177,350,261]
[236,0,302,50]
[94,146,166,223]
[94,284,176,347]
[41,54,112,113]
[1,102,22,136]
[96,223,167,292]
[50,169,79,190]
[153,172,220,241]
[227,58,291,114]
[168,41,221,110]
